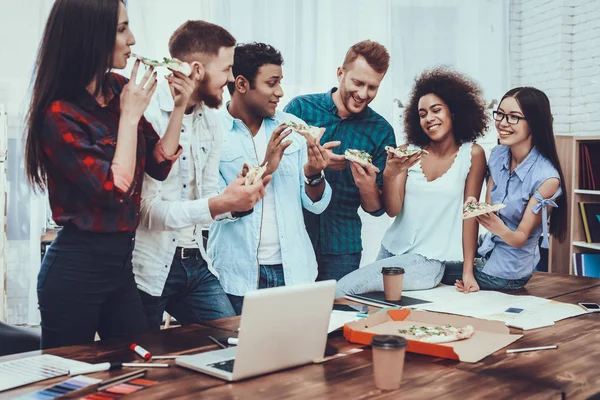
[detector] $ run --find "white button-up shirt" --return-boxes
[208,107,332,296]
[133,80,222,296]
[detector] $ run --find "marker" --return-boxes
[151,355,178,359]
[130,343,152,360]
[356,313,369,318]
[227,338,239,346]
[506,345,557,354]
[69,362,169,375]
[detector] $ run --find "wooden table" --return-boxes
[2,272,599,400]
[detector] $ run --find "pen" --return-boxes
[356,313,369,318]
[69,362,169,375]
[60,369,147,398]
[506,345,558,354]
[208,335,227,349]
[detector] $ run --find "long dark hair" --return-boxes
[502,87,567,242]
[25,0,121,191]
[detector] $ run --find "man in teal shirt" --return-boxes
[284,40,396,281]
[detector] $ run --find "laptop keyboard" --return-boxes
[208,359,235,373]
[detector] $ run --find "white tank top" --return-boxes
[381,142,473,262]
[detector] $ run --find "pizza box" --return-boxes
[343,308,522,363]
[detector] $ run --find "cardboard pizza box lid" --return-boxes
[344,309,522,363]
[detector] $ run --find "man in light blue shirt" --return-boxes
[208,43,333,314]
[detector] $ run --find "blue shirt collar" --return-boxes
[502,146,541,181]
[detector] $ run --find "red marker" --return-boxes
[130,343,151,360]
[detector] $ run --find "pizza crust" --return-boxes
[243,162,268,186]
[462,202,506,220]
[344,149,380,173]
[385,146,429,157]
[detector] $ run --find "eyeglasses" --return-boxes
[492,111,525,125]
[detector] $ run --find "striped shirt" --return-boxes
[284,88,396,254]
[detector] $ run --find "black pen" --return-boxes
[208,335,227,349]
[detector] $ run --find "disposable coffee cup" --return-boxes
[382,267,405,301]
[371,335,408,390]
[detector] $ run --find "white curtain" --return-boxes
[0,0,509,324]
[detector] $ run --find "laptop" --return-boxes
[176,280,336,381]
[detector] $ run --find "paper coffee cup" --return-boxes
[371,335,408,390]
[382,267,405,301]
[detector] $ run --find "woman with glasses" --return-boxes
[447,87,567,292]
[335,67,488,298]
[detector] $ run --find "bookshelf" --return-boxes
[550,135,600,275]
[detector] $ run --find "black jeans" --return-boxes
[37,225,149,349]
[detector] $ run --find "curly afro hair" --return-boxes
[404,66,489,147]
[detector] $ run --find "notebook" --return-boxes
[344,292,431,308]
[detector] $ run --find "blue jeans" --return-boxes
[336,246,445,298]
[37,225,149,349]
[442,259,532,290]
[139,253,235,330]
[316,251,362,282]
[227,264,285,315]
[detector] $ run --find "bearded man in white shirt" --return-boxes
[132,21,270,329]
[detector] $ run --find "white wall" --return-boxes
[510,0,600,136]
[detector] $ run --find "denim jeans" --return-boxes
[37,225,149,349]
[442,259,532,290]
[227,264,285,315]
[335,246,445,298]
[315,251,362,282]
[139,253,235,330]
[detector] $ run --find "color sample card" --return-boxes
[81,378,157,399]
[18,375,101,399]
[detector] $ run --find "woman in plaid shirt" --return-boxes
[24,0,192,349]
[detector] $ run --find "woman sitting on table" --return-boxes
[336,67,488,298]
[24,0,191,349]
[447,87,567,292]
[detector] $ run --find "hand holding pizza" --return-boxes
[304,141,330,177]
[120,60,158,124]
[263,125,293,175]
[167,71,194,109]
[476,212,509,237]
[383,150,421,177]
[349,160,378,193]
[221,175,272,212]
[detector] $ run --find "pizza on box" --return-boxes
[281,121,325,142]
[462,202,506,220]
[385,146,429,157]
[131,53,192,76]
[344,149,381,173]
[242,162,268,186]
[398,324,474,344]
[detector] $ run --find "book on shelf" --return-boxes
[579,143,600,190]
[573,253,600,278]
[578,202,600,243]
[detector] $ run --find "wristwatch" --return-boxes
[304,171,325,187]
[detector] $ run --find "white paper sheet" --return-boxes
[328,310,362,333]
[405,285,587,330]
[0,354,90,392]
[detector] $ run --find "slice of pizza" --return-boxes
[130,53,192,76]
[282,121,325,142]
[385,146,429,157]
[398,324,474,344]
[462,202,506,220]
[344,149,381,173]
[243,162,268,186]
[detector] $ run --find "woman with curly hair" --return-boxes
[450,87,566,292]
[336,66,488,297]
